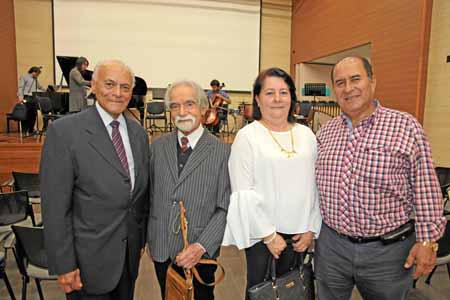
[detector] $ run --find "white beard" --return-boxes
[175,115,196,133]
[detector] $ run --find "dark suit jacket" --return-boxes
[147,129,231,262]
[40,106,149,294]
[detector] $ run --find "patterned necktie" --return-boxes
[180,136,189,153]
[110,120,130,176]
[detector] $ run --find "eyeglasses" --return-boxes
[169,100,198,112]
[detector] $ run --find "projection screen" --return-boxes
[53,0,261,91]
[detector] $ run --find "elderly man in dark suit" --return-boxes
[40,59,149,300]
[147,79,231,300]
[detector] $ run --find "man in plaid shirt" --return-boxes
[315,56,447,300]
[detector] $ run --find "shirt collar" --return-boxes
[340,99,380,128]
[177,125,204,149]
[96,102,126,129]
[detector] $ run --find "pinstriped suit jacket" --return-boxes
[147,129,231,262]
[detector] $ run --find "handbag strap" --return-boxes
[178,201,225,287]
[264,238,309,281]
[192,259,226,286]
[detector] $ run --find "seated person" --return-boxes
[206,79,231,135]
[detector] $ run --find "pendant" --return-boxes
[283,149,297,158]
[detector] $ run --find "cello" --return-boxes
[203,83,226,126]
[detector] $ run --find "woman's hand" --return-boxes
[292,231,314,252]
[264,233,287,259]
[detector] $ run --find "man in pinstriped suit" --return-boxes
[147,79,231,300]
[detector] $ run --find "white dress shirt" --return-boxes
[96,102,135,190]
[222,121,322,249]
[177,125,204,149]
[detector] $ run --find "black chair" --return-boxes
[0,190,36,248]
[37,96,63,134]
[0,191,32,300]
[144,100,167,134]
[423,211,450,285]
[0,249,16,299]
[12,226,57,300]
[299,101,312,118]
[6,103,27,140]
[12,172,39,226]
[0,190,33,239]
[436,167,450,205]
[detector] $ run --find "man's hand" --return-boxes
[176,243,206,269]
[265,233,287,259]
[17,97,24,103]
[404,242,437,279]
[292,231,314,252]
[57,269,83,293]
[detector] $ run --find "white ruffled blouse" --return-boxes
[222,121,322,249]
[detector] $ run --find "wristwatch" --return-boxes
[421,241,439,253]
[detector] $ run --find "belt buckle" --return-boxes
[348,236,364,243]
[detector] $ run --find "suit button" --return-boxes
[122,237,128,242]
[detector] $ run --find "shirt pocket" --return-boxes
[354,146,407,216]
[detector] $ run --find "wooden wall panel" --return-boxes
[14,0,54,87]
[0,0,18,133]
[291,0,433,122]
[423,0,450,167]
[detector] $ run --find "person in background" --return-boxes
[17,66,44,135]
[69,56,91,113]
[222,67,322,299]
[315,56,447,300]
[206,79,231,135]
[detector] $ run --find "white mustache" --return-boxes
[175,115,195,123]
[175,115,196,132]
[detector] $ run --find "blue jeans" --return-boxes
[315,223,415,300]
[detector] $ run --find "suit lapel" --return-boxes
[126,117,141,180]
[175,130,212,189]
[84,107,129,178]
[163,132,179,183]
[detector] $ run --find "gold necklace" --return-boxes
[267,127,297,158]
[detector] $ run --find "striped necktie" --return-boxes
[110,120,130,176]
[181,136,189,153]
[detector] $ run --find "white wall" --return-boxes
[53,0,260,91]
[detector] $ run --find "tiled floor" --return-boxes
[1,245,449,299]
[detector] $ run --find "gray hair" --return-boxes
[164,79,209,109]
[92,59,135,88]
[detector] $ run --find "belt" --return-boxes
[325,223,381,244]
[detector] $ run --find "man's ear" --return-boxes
[370,75,377,94]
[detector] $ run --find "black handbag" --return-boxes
[248,245,315,300]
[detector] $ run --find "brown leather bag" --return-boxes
[165,201,225,300]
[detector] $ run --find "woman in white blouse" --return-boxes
[222,67,322,297]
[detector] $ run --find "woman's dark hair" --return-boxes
[252,67,297,123]
[75,57,89,70]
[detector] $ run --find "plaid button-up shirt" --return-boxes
[316,101,446,242]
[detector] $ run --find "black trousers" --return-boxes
[22,96,37,134]
[66,250,135,300]
[154,259,217,300]
[245,233,301,299]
